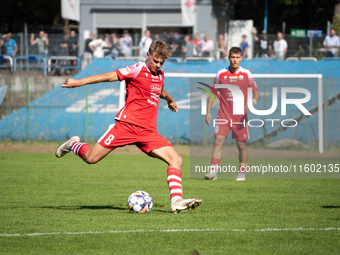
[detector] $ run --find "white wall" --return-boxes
[227,20,254,59]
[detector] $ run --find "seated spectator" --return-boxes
[1,33,17,56]
[191,33,202,56]
[89,35,108,58]
[199,35,214,57]
[216,34,228,58]
[182,35,193,58]
[30,30,49,56]
[171,32,185,58]
[138,30,152,58]
[119,30,133,57]
[82,33,95,69]
[323,29,340,57]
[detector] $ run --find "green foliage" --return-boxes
[333,14,340,34]
[0,152,340,254]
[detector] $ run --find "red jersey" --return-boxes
[115,62,164,130]
[214,66,258,122]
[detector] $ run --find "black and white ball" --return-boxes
[127,191,153,213]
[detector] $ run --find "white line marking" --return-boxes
[1,227,339,237]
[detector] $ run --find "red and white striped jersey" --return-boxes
[115,62,164,130]
[214,66,258,122]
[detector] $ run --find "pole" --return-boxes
[309,35,312,57]
[327,21,331,36]
[24,23,28,56]
[264,0,268,32]
[318,74,323,153]
[282,22,286,34]
[85,85,89,142]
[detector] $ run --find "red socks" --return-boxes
[70,141,91,159]
[211,157,220,172]
[239,162,247,174]
[167,168,182,204]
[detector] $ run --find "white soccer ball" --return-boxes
[127,191,153,213]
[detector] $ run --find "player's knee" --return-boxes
[170,154,182,168]
[215,139,224,148]
[83,154,98,164]
[237,141,247,151]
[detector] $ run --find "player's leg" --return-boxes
[55,135,112,164]
[205,124,230,180]
[204,135,226,180]
[236,140,248,181]
[149,146,202,213]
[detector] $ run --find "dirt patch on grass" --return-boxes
[0,142,338,159]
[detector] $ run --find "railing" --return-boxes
[0,55,14,72]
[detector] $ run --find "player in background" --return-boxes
[204,47,260,181]
[55,40,202,213]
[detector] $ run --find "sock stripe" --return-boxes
[168,182,182,188]
[71,142,82,156]
[167,175,181,182]
[167,168,182,202]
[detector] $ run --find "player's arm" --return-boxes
[30,33,37,45]
[160,88,178,112]
[61,71,119,88]
[205,93,215,126]
[253,90,260,105]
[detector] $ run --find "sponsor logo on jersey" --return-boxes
[119,66,134,75]
[239,75,244,80]
[229,76,238,82]
[150,84,162,94]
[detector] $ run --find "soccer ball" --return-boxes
[127,191,153,213]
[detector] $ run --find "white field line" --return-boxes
[1,227,340,237]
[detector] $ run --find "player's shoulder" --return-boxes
[216,68,229,77]
[238,67,253,77]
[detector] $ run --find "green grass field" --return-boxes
[1,151,340,254]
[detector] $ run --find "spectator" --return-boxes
[160,30,168,43]
[60,30,78,66]
[171,32,184,57]
[60,30,78,57]
[166,31,175,51]
[240,34,249,58]
[82,33,95,69]
[198,35,214,57]
[138,30,152,58]
[323,28,340,57]
[30,31,49,56]
[191,33,202,56]
[108,33,120,59]
[259,30,269,57]
[182,35,193,58]
[271,32,288,59]
[216,34,228,58]
[103,34,112,56]
[119,30,133,57]
[1,33,17,56]
[89,34,109,58]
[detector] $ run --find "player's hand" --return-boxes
[168,101,178,112]
[62,78,81,88]
[205,112,211,125]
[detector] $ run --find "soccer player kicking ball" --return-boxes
[55,41,202,213]
[204,47,260,181]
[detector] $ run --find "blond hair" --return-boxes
[148,40,170,60]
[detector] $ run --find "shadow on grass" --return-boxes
[322,205,340,209]
[37,205,172,213]
[38,205,126,210]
